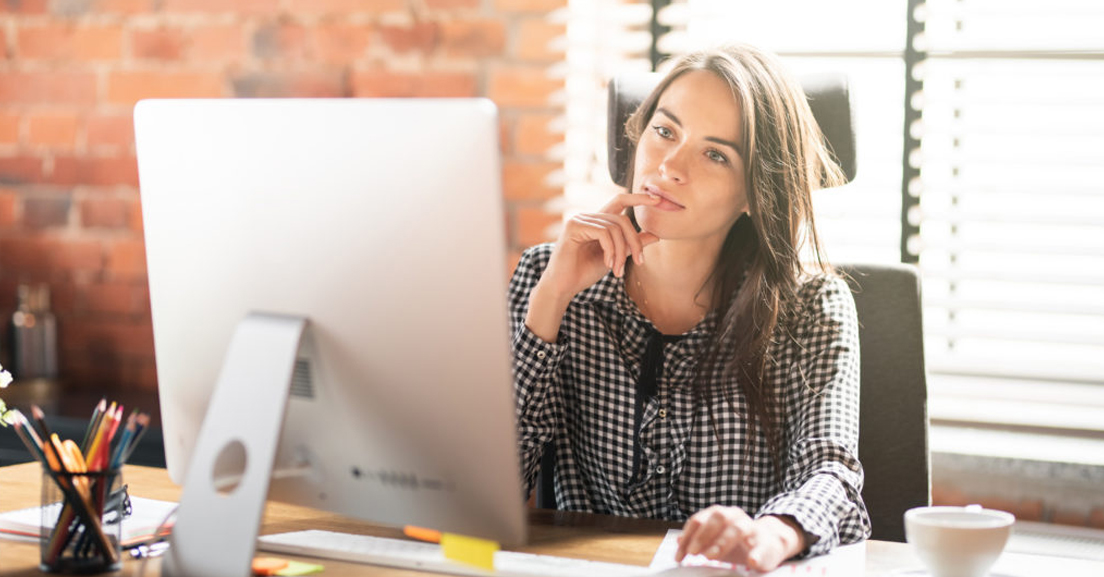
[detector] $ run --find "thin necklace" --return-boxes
[628,267,708,326]
[627,266,651,316]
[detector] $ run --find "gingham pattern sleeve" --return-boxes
[755,274,872,557]
[506,242,870,559]
[507,244,566,495]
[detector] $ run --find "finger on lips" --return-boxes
[601,192,662,213]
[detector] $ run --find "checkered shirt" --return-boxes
[509,243,871,557]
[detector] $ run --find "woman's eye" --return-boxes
[652,125,673,139]
[706,150,728,164]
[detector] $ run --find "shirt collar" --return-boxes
[579,271,719,341]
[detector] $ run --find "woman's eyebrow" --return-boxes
[706,135,741,154]
[656,107,741,154]
[656,107,682,126]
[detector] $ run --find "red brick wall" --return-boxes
[0,0,565,394]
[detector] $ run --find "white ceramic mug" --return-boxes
[904,505,1015,577]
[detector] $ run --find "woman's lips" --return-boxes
[643,185,685,211]
[651,195,685,211]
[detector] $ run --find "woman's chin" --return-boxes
[636,213,672,239]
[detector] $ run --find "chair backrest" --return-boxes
[537,71,930,543]
[838,262,931,542]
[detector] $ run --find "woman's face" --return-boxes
[631,70,749,245]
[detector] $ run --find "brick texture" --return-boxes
[351,70,476,98]
[425,0,480,9]
[0,190,17,227]
[515,206,561,247]
[0,113,20,145]
[190,25,248,62]
[496,0,567,12]
[285,0,406,16]
[23,195,72,229]
[52,155,140,187]
[516,18,565,62]
[1090,507,1104,529]
[27,113,81,148]
[503,161,561,201]
[489,65,564,108]
[516,112,561,156]
[106,71,225,105]
[130,27,188,61]
[378,22,439,54]
[0,0,568,400]
[17,24,125,61]
[439,19,507,58]
[80,196,132,229]
[0,72,98,106]
[0,0,49,15]
[86,114,135,149]
[932,479,1103,529]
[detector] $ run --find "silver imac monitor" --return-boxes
[135,98,525,575]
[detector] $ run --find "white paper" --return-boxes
[0,496,177,547]
[649,529,866,576]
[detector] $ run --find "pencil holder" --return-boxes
[39,467,124,574]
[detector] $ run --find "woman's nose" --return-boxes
[659,144,689,183]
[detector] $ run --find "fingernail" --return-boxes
[707,546,720,557]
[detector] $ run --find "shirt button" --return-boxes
[536,351,546,359]
[658,408,667,419]
[656,465,666,474]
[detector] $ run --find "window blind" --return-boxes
[658,0,907,264]
[913,0,1104,386]
[555,0,655,218]
[561,0,1104,402]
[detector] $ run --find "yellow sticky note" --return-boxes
[274,560,325,576]
[440,532,499,571]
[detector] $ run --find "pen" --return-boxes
[30,408,116,565]
[110,412,137,470]
[40,442,116,564]
[10,411,45,462]
[120,413,151,465]
[128,539,170,559]
[81,398,106,454]
[30,405,55,445]
[404,525,442,544]
[84,402,116,471]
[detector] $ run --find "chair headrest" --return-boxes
[606,72,857,187]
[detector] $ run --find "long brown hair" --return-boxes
[623,44,846,477]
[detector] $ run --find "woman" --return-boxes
[508,44,871,572]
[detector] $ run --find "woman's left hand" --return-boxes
[675,506,807,572]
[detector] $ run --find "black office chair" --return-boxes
[536,71,930,544]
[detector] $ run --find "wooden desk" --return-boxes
[0,463,1086,576]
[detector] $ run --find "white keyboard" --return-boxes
[257,529,655,577]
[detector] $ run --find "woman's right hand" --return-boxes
[525,193,661,342]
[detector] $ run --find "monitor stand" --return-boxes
[162,312,310,577]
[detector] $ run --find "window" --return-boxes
[914,0,1104,393]
[658,0,906,264]
[561,0,1104,427]
[556,0,655,216]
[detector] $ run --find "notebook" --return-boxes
[0,496,177,548]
